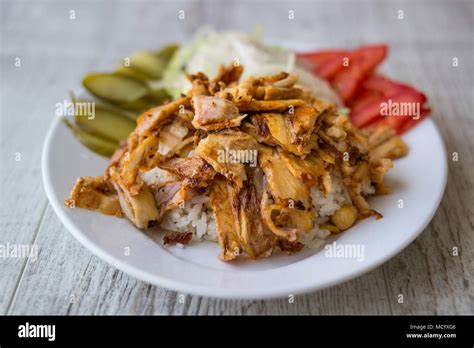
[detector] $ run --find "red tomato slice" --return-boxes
[333,45,388,103]
[379,114,411,131]
[350,95,386,127]
[350,89,427,128]
[299,45,430,134]
[316,53,348,80]
[350,90,382,113]
[333,63,365,103]
[355,45,388,72]
[398,107,431,134]
[363,75,420,96]
[297,51,349,79]
[296,50,347,63]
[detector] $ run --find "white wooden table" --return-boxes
[1,0,472,315]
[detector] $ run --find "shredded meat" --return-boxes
[212,63,243,85]
[65,176,122,217]
[163,231,193,245]
[194,131,258,188]
[135,97,190,138]
[109,167,159,229]
[237,184,276,259]
[66,64,409,261]
[191,95,246,131]
[209,177,242,261]
[279,240,305,254]
[158,157,216,188]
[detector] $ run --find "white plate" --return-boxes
[42,111,447,299]
[42,49,447,300]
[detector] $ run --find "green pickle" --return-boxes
[126,51,166,79]
[75,104,135,142]
[114,66,151,82]
[64,120,118,157]
[115,97,155,114]
[154,44,179,61]
[83,73,149,103]
[147,88,171,105]
[68,44,180,154]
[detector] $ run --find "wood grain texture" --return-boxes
[1,0,472,315]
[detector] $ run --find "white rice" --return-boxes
[160,171,372,250]
[361,179,376,195]
[160,195,218,242]
[302,171,351,248]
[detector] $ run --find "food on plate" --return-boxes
[65,64,409,261]
[164,30,341,104]
[83,73,151,103]
[65,45,178,155]
[64,120,119,157]
[67,31,429,158]
[74,104,136,142]
[297,45,431,133]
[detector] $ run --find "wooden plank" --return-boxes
[0,0,58,312]
[382,47,474,314]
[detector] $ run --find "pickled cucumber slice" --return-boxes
[128,51,166,79]
[83,73,149,103]
[116,45,178,82]
[64,120,118,157]
[75,104,135,142]
[115,97,155,113]
[154,44,179,61]
[115,66,151,82]
[147,88,171,105]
